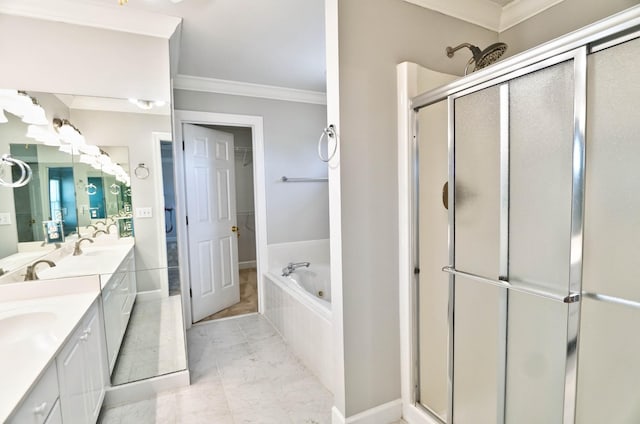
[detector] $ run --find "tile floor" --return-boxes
[199,268,258,322]
[100,313,408,424]
[111,295,187,385]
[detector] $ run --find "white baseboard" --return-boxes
[103,370,190,407]
[332,399,403,424]
[402,403,443,424]
[136,289,165,302]
[239,260,257,269]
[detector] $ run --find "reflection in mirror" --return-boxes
[0,89,185,388]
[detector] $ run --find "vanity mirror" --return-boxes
[0,89,185,387]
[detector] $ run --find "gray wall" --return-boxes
[331,0,497,417]
[173,90,329,244]
[500,0,638,56]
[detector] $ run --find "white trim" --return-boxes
[500,0,566,31]
[102,370,189,407]
[135,289,165,302]
[151,131,172,297]
[401,0,566,32]
[403,404,444,424]
[172,110,268,328]
[173,74,327,105]
[402,0,501,31]
[0,0,181,39]
[331,399,402,424]
[397,62,417,419]
[239,260,257,270]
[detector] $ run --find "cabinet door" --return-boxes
[43,400,62,424]
[57,301,105,424]
[83,308,106,423]
[57,330,88,423]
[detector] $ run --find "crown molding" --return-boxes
[173,75,327,105]
[403,0,502,31]
[0,0,181,38]
[55,94,171,116]
[500,0,565,31]
[402,0,566,32]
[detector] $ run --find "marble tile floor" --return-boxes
[100,313,335,423]
[111,295,187,385]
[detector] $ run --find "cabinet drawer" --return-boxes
[43,400,62,424]
[8,363,59,424]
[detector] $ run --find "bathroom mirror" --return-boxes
[0,89,185,387]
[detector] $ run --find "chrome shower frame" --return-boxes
[408,5,640,424]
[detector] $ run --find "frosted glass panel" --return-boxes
[454,86,500,278]
[505,293,567,424]
[583,37,640,302]
[453,278,503,424]
[509,61,574,296]
[417,102,449,420]
[576,299,640,423]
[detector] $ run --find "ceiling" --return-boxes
[91,0,327,93]
[0,0,562,96]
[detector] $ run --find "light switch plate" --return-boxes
[135,207,153,218]
[0,212,11,225]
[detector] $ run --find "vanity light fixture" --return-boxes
[26,125,61,146]
[128,98,165,110]
[0,90,48,125]
[0,109,7,124]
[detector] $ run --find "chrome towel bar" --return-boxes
[441,266,580,304]
[281,176,328,182]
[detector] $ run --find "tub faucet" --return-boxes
[282,262,310,277]
[73,237,94,256]
[93,229,108,238]
[24,259,56,281]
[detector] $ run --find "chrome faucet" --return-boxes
[24,259,56,281]
[73,237,94,256]
[282,262,310,277]
[92,229,108,238]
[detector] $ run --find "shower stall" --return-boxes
[410,8,640,424]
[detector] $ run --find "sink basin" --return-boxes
[0,312,57,345]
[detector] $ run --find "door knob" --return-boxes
[231,226,238,232]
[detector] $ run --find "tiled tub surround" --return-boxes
[0,276,102,422]
[264,239,333,392]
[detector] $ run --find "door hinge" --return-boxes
[182,140,185,151]
[189,288,192,298]
[186,216,189,226]
[414,267,420,275]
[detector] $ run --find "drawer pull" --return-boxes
[33,402,47,415]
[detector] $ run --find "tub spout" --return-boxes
[282,261,310,277]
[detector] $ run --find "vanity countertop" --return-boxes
[0,281,101,423]
[37,239,135,288]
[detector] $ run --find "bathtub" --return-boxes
[263,239,333,392]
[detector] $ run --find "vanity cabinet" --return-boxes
[8,363,61,424]
[102,249,137,374]
[56,300,106,424]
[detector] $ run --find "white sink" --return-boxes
[0,311,57,345]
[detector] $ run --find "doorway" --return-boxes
[195,124,257,322]
[173,111,267,328]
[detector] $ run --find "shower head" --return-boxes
[446,42,508,75]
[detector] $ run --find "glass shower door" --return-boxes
[577,34,640,424]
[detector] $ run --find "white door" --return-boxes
[183,124,240,322]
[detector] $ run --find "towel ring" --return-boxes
[317,125,338,163]
[110,183,121,195]
[134,163,150,179]
[0,154,32,188]
[86,183,97,196]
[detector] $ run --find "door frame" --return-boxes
[173,110,267,328]
[151,131,172,298]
